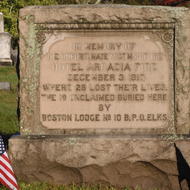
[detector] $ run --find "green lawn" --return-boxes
[1,182,152,190]
[0,66,19,134]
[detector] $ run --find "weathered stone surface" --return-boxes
[0,82,10,90]
[9,136,180,190]
[11,5,190,189]
[19,5,190,135]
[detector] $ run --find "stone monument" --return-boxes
[0,13,12,65]
[9,5,190,190]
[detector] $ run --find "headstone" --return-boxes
[0,13,4,32]
[0,82,10,90]
[9,5,190,190]
[0,13,12,66]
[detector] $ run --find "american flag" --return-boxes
[0,136,18,190]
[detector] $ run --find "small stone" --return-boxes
[0,82,10,90]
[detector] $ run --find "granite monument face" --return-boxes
[40,30,173,131]
[9,5,190,190]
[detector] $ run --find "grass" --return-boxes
[0,66,19,134]
[0,182,159,190]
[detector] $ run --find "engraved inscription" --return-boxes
[40,31,173,129]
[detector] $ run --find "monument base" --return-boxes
[0,58,12,66]
[9,135,190,190]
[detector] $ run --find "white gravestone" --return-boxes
[0,13,12,65]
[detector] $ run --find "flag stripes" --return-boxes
[0,173,18,190]
[0,160,15,177]
[0,162,18,185]
[0,168,18,188]
[0,152,18,190]
[1,153,11,164]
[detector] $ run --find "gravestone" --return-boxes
[0,13,12,66]
[9,5,190,190]
[0,82,11,90]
